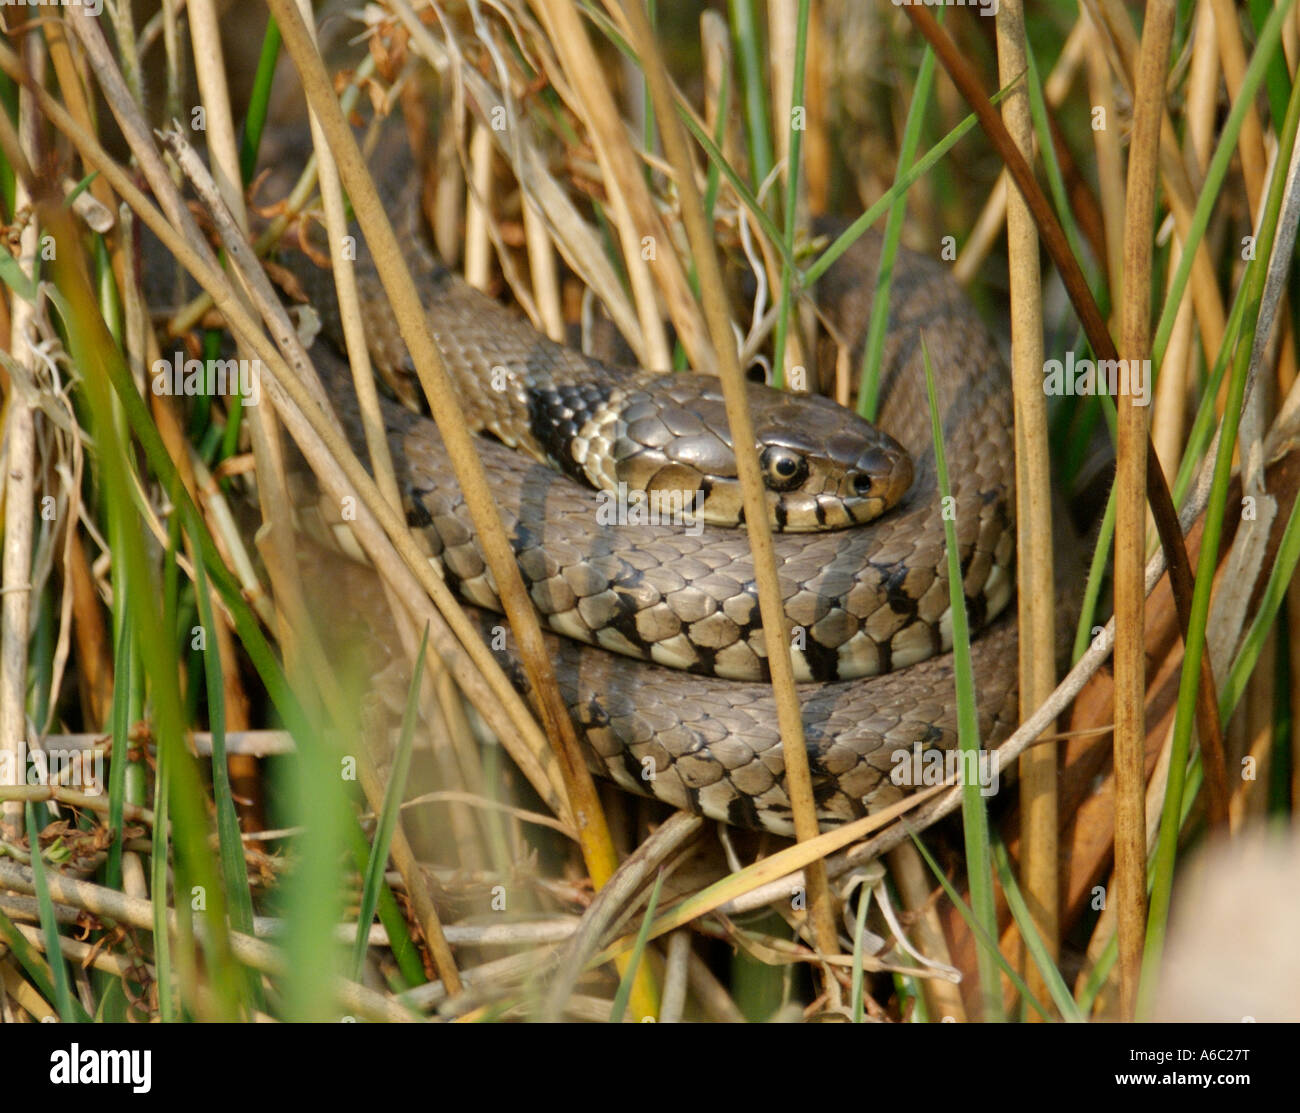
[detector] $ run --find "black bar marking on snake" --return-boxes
[799,634,842,683]
[725,791,761,830]
[614,731,649,789]
[405,495,434,529]
[880,562,920,621]
[525,373,619,487]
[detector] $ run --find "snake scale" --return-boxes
[283,154,1020,836]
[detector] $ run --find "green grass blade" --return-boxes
[921,336,1001,1020]
[42,217,241,1017]
[850,880,871,1023]
[1075,931,1117,1015]
[728,0,774,192]
[1077,759,1208,1015]
[1019,42,1102,321]
[344,822,426,989]
[278,716,352,1020]
[194,555,262,1011]
[803,77,1017,288]
[103,610,133,892]
[1071,482,1117,664]
[609,869,666,1023]
[151,737,175,1021]
[1078,260,1249,626]
[351,626,429,980]
[1152,0,1295,368]
[580,0,800,266]
[641,0,656,185]
[1247,0,1295,164]
[0,70,13,218]
[857,33,937,419]
[1170,275,1252,508]
[63,169,100,208]
[675,53,733,371]
[239,16,282,186]
[700,64,730,246]
[771,0,810,389]
[1219,479,1300,722]
[906,823,1051,1021]
[87,290,311,744]
[0,245,36,301]
[1140,63,1300,1014]
[676,103,787,253]
[991,836,1082,1021]
[1023,40,1099,309]
[0,905,66,1014]
[25,802,78,1021]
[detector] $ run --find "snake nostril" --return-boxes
[851,472,875,497]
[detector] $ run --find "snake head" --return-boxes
[610,374,913,531]
[747,388,914,530]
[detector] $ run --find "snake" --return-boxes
[280,150,1021,837]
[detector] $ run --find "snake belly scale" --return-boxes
[287,195,1020,836]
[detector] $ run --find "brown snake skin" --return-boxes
[286,185,1021,835]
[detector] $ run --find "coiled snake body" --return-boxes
[290,190,1020,836]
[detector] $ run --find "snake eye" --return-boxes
[760,445,809,492]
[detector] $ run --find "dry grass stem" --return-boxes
[994,0,1058,1012]
[616,0,842,992]
[1113,0,1175,1020]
